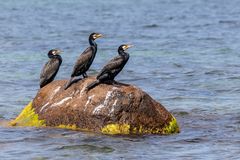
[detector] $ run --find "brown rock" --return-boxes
[29,77,179,134]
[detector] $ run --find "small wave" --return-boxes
[197,37,221,41]
[173,63,183,68]
[204,70,225,75]
[171,111,189,116]
[183,137,206,143]
[219,20,238,24]
[143,24,159,28]
[57,144,115,153]
[227,76,240,80]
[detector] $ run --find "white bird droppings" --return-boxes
[40,102,49,113]
[50,97,72,108]
[93,88,117,114]
[49,86,61,100]
[109,99,118,115]
[84,95,95,112]
[80,85,87,97]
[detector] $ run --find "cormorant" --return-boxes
[40,49,63,88]
[65,32,103,89]
[86,44,133,90]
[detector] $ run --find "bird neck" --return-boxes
[118,49,128,56]
[89,38,97,48]
[48,53,54,58]
[48,54,62,62]
[89,38,97,56]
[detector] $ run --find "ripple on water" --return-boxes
[57,144,115,153]
[142,24,160,28]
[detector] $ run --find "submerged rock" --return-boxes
[10,77,180,135]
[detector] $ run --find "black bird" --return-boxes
[40,49,63,88]
[86,44,133,90]
[65,32,103,89]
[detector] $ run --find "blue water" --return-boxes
[0,0,240,159]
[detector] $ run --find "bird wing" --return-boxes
[71,47,93,76]
[40,59,60,85]
[97,56,124,77]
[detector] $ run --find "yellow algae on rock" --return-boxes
[101,115,179,135]
[9,101,46,127]
[101,124,131,135]
[162,115,180,134]
[58,124,78,130]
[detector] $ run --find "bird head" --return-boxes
[90,32,103,40]
[119,44,134,51]
[48,49,63,57]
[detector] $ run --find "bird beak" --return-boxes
[95,33,103,39]
[56,49,63,55]
[126,44,134,49]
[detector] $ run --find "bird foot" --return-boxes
[64,77,83,90]
[104,80,129,87]
[83,73,88,78]
[112,81,121,87]
[102,80,120,86]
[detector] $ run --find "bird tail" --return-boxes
[64,77,74,90]
[86,80,100,91]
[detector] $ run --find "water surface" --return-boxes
[0,0,240,159]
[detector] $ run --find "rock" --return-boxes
[10,77,180,135]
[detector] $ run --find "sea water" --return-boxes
[0,0,239,159]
